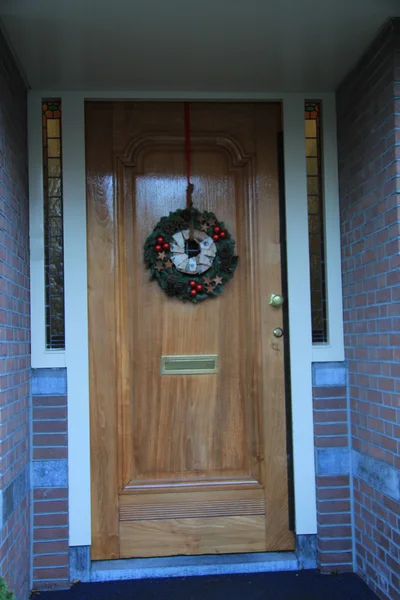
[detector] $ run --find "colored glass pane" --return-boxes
[48,139,61,157]
[309,234,321,253]
[48,158,61,177]
[49,218,62,237]
[308,215,320,233]
[47,119,60,138]
[305,120,317,138]
[307,176,319,195]
[48,178,61,197]
[306,157,318,176]
[306,138,317,156]
[305,101,327,344]
[310,254,321,272]
[42,100,65,350]
[308,195,319,214]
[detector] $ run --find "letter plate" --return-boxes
[160,354,219,375]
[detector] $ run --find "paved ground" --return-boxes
[35,571,379,600]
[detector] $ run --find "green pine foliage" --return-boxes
[144,208,238,303]
[0,578,15,600]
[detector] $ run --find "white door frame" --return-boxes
[29,91,344,547]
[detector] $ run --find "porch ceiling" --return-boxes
[0,0,399,92]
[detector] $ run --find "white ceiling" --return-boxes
[0,0,399,92]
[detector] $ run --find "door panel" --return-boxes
[86,102,294,560]
[120,516,267,558]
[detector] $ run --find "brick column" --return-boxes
[32,370,69,591]
[312,363,353,572]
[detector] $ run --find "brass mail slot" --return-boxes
[160,354,219,375]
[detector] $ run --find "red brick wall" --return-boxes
[33,488,69,588]
[32,383,69,590]
[353,479,400,599]
[337,18,400,600]
[0,28,30,600]
[313,379,353,572]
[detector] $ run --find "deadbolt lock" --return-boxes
[273,327,284,338]
[269,293,284,307]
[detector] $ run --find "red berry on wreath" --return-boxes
[155,244,162,252]
[156,237,164,244]
[190,289,197,297]
[213,234,219,242]
[163,243,170,251]
[219,231,226,239]
[189,280,197,288]
[214,226,221,234]
[196,284,203,292]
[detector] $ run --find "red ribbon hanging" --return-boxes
[184,102,194,209]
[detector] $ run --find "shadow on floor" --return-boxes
[33,571,379,600]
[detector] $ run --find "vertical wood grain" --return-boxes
[255,103,293,549]
[86,103,119,559]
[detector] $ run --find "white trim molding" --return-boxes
[28,93,66,368]
[282,95,316,534]
[62,93,91,547]
[28,89,344,546]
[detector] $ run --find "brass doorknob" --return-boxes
[269,293,284,307]
[273,327,283,338]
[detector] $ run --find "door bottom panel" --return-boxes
[120,516,267,558]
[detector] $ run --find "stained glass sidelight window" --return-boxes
[42,101,65,349]
[305,102,327,343]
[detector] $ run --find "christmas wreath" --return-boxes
[144,208,238,303]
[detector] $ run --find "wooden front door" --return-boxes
[86,102,294,560]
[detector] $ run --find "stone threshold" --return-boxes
[82,552,309,583]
